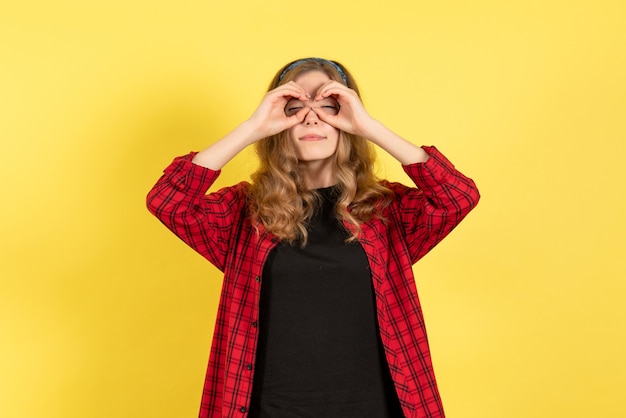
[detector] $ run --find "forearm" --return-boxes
[191,120,260,170]
[362,120,429,165]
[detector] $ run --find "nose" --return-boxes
[303,107,320,125]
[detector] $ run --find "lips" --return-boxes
[299,134,326,141]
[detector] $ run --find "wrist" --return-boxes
[360,119,386,143]
[237,120,263,146]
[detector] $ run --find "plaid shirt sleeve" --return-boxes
[389,145,480,263]
[146,153,249,272]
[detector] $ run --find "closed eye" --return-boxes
[285,105,303,116]
[321,105,340,115]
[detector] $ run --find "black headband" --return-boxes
[278,58,348,85]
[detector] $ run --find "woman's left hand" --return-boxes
[313,80,377,137]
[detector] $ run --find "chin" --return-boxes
[297,153,336,162]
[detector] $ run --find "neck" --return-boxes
[300,160,336,190]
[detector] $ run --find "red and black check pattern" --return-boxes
[147,146,479,418]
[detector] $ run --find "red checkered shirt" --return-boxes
[147,146,480,418]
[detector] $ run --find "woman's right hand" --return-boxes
[245,82,311,141]
[192,83,311,170]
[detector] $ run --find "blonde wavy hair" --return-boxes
[249,58,393,245]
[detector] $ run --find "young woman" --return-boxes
[147,58,480,418]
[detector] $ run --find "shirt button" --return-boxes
[246,364,253,370]
[252,321,258,327]
[240,406,247,413]
[255,276,260,282]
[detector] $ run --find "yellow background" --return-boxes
[1,1,624,417]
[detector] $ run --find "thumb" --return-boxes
[283,108,308,128]
[315,109,340,129]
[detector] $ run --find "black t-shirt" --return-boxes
[249,186,404,418]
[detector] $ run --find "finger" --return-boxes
[315,81,352,101]
[268,89,307,104]
[272,82,309,101]
[318,88,357,105]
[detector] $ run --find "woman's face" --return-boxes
[287,71,341,165]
